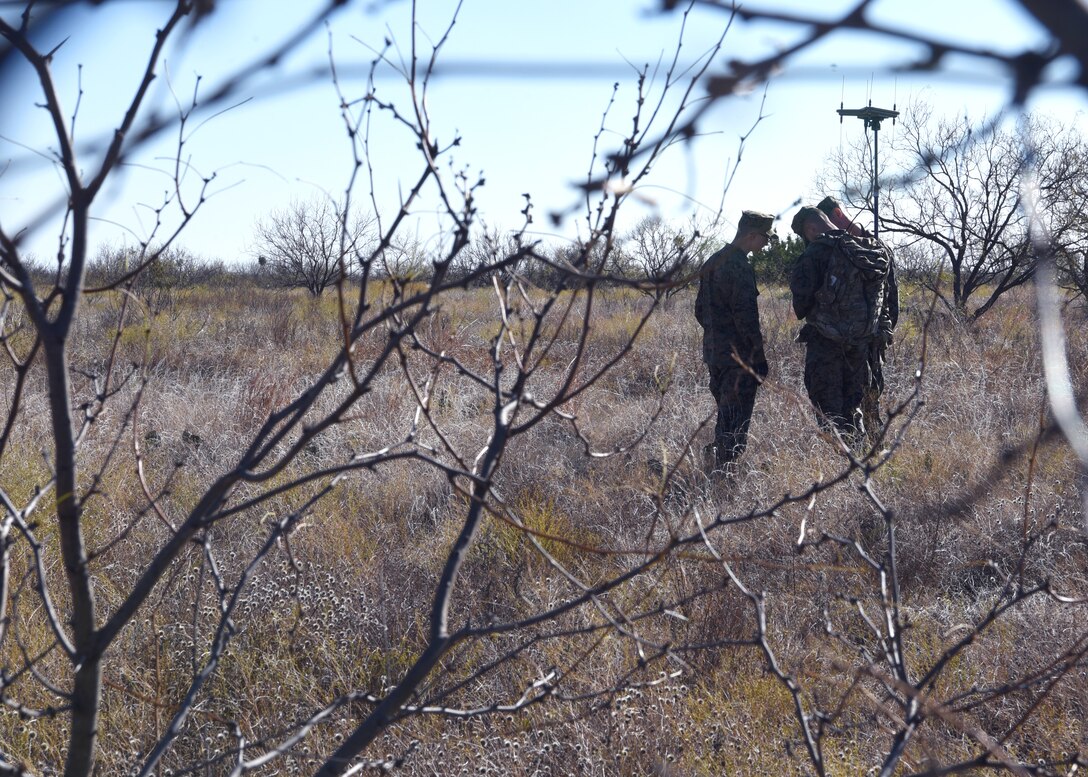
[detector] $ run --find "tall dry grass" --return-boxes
[1,280,1085,775]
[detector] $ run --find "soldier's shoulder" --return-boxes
[701,245,742,275]
[813,230,849,248]
[717,246,750,269]
[800,238,836,259]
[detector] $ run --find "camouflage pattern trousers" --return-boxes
[802,333,872,438]
[707,364,759,465]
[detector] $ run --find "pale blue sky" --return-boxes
[1,0,1084,264]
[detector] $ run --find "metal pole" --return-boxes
[872,121,880,242]
[837,103,899,240]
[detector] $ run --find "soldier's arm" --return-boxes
[694,278,708,327]
[731,264,766,364]
[693,253,719,327]
[790,249,819,319]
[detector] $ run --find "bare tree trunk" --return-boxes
[42,338,100,777]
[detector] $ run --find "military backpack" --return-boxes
[808,233,890,343]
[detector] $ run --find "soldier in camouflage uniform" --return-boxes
[816,197,899,437]
[789,205,898,442]
[694,210,774,468]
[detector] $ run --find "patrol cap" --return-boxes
[738,210,775,238]
[816,196,842,215]
[791,206,824,236]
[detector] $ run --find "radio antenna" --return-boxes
[837,100,899,241]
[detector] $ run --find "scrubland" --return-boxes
[1,278,1085,776]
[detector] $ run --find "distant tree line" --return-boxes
[78,212,735,298]
[183,99,1088,312]
[78,100,1088,315]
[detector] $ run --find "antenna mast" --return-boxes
[837,101,899,241]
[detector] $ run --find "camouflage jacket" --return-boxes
[790,230,899,343]
[694,244,766,369]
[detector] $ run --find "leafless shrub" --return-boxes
[619,215,717,298]
[1,2,1087,777]
[252,197,375,295]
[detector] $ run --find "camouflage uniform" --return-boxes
[695,242,768,465]
[816,197,899,435]
[789,220,897,439]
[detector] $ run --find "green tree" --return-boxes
[754,231,804,285]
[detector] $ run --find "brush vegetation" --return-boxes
[2,278,1084,775]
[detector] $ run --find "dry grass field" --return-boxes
[6,1,1088,773]
[2,276,1085,775]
